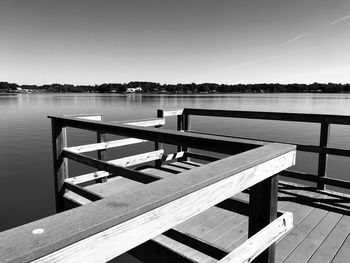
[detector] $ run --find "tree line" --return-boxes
[1,81,350,93]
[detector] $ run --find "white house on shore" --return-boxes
[126,87,142,93]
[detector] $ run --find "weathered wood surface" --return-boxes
[51,119,68,212]
[65,171,109,185]
[107,150,164,167]
[218,212,293,263]
[123,118,165,127]
[0,143,295,263]
[65,138,147,153]
[63,149,162,184]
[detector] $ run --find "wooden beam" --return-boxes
[280,170,350,190]
[64,182,103,202]
[163,109,184,117]
[48,115,265,155]
[65,171,110,185]
[184,152,220,162]
[65,138,147,154]
[163,229,229,260]
[183,108,350,125]
[63,149,162,184]
[0,143,295,263]
[317,121,330,190]
[155,110,164,168]
[124,118,165,127]
[217,212,293,263]
[51,119,68,213]
[249,175,278,263]
[108,150,164,167]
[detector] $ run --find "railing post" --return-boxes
[317,121,330,190]
[248,175,278,263]
[51,118,68,213]
[182,110,191,161]
[155,109,164,168]
[96,115,107,183]
[177,114,184,153]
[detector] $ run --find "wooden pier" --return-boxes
[1,108,350,263]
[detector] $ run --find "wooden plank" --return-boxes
[108,150,164,167]
[275,208,328,262]
[176,207,224,233]
[75,115,102,121]
[51,119,68,212]
[283,211,342,263]
[124,118,165,127]
[0,144,295,263]
[48,115,267,155]
[183,108,350,125]
[65,138,147,154]
[331,233,350,263]
[308,215,350,262]
[150,235,217,263]
[163,109,184,117]
[63,149,162,184]
[63,191,91,206]
[218,212,293,263]
[64,182,102,202]
[185,152,220,162]
[163,229,229,260]
[65,171,109,185]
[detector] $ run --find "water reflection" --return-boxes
[1,93,350,232]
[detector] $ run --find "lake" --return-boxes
[1,93,350,233]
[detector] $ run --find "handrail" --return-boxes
[180,108,350,191]
[0,142,296,263]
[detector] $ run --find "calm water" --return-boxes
[1,93,350,233]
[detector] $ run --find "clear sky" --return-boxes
[1,0,350,85]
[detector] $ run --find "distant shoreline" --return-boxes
[1,81,350,94]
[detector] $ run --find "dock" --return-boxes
[1,108,350,263]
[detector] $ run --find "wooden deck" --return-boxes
[77,160,350,263]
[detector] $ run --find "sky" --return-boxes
[1,0,350,85]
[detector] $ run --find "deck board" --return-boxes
[69,161,350,263]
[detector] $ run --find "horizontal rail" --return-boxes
[280,170,350,189]
[184,108,350,125]
[63,149,162,184]
[108,150,164,167]
[218,212,293,263]
[188,130,322,154]
[0,143,295,263]
[48,115,265,155]
[162,109,184,117]
[65,171,110,185]
[65,138,147,154]
[123,118,165,127]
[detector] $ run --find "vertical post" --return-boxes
[248,175,278,263]
[317,121,330,190]
[182,111,191,161]
[155,109,164,168]
[51,118,68,213]
[177,114,184,152]
[96,115,107,183]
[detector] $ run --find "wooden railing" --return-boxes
[173,108,350,191]
[0,113,296,263]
